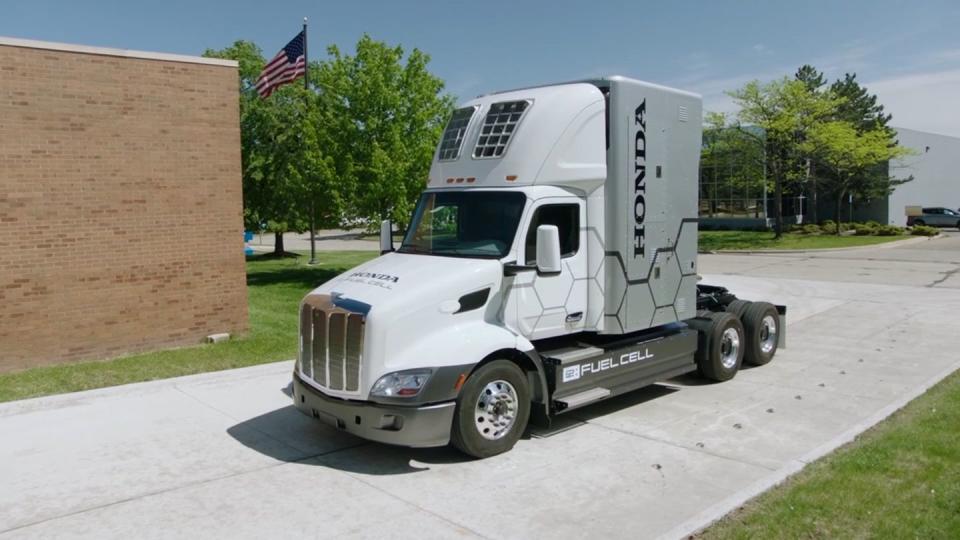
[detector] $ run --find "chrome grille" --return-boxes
[299,296,365,394]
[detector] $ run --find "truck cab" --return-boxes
[292,76,785,457]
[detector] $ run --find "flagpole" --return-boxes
[303,17,318,265]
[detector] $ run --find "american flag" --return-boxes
[255,31,306,98]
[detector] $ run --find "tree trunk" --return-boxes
[808,159,818,224]
[273,231,285,256]
[836,193,844,236]
[772,153,784,239]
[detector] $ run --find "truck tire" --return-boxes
[451,360,531,458]
[691,312,745,382]
[725,299,751,318]
[914,219,925,226]
[742,302,779,366]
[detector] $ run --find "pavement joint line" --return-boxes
[169,384,323,459]
[659,356,960,540]
[926,263,960,287]
[571,415,779,472]
[0,440,359,536]
[330,471,491,540]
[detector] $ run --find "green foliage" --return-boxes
[831,73,893,133]
[803,120,914,233]
[315,35,454,229]
[911,225,939,237]
[703,370,960,539]
[820,220,838,234]
[795,64,826,92]
[801,224,822,235]
[876,225,905,236]
[203,41,317,237]
[698,230,905,251]
[204,35,454,239]
[725,78,843,236]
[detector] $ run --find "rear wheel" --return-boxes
[689,311,745,382]
[914,219,925,226]
[725,299,751,318]
[741,302,779,366]
[451,360,530,458]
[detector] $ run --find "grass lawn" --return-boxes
[0,251,377,403]
[700,230,909,251]
[702,369,960,539]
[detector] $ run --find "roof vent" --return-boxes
[438,105,478,161]
[678,106,688,122]
[473,100,531,159]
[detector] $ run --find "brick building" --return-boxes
[0,37,247,372]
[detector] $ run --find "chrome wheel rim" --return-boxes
[475,379,518,440]
[759,315,778,354]
[720,327,741,369]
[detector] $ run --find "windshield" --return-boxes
[399,191,526,258]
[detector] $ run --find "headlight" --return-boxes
[370,369,432,397]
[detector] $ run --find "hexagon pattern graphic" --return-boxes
[651,253,683,308]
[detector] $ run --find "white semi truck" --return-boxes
[292,76,785,458]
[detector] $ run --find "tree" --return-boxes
[314,35,454,230]
[831,73,893,133]
[795,64,826,92]
[794,64,828,222]
[727,78,841,237]
[203,41,317,256]
[803,121,912,232]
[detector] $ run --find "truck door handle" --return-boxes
[566,312,583,323]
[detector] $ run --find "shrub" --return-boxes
[876,225,905,236]
[801,224,822,235]
[821,220,838,234]
[911,225,939,237]
[854,224,877,236]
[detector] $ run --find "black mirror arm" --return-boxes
[503,261,536,276]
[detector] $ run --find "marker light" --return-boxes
[370,369,433,397]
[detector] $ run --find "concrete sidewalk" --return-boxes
[3,239,960,539]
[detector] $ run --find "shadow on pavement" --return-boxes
[226,401,471,475]
[228,381,684,474]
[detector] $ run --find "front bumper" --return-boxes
[292,372,456,448]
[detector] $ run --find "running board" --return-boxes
[554,387,611,411]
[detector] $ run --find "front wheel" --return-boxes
[451,360,530,458]
[914,219,925,226]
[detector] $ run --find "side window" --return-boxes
[524,204,579,265]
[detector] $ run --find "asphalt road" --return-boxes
[2,233,959,539]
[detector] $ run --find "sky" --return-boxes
[3,0,960,137]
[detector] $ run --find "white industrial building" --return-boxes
[885,127,960,225]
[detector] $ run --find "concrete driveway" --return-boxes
[3,233,960,539]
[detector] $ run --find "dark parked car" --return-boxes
[907,207,960,228]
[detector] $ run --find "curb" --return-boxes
[659,357,960,540]
[0,360,295,416]
[699,233,942,255]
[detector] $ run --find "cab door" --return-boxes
[514,198,587,340]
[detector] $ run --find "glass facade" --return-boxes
[698,129,767,219]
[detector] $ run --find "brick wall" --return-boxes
[0,40,248,372]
